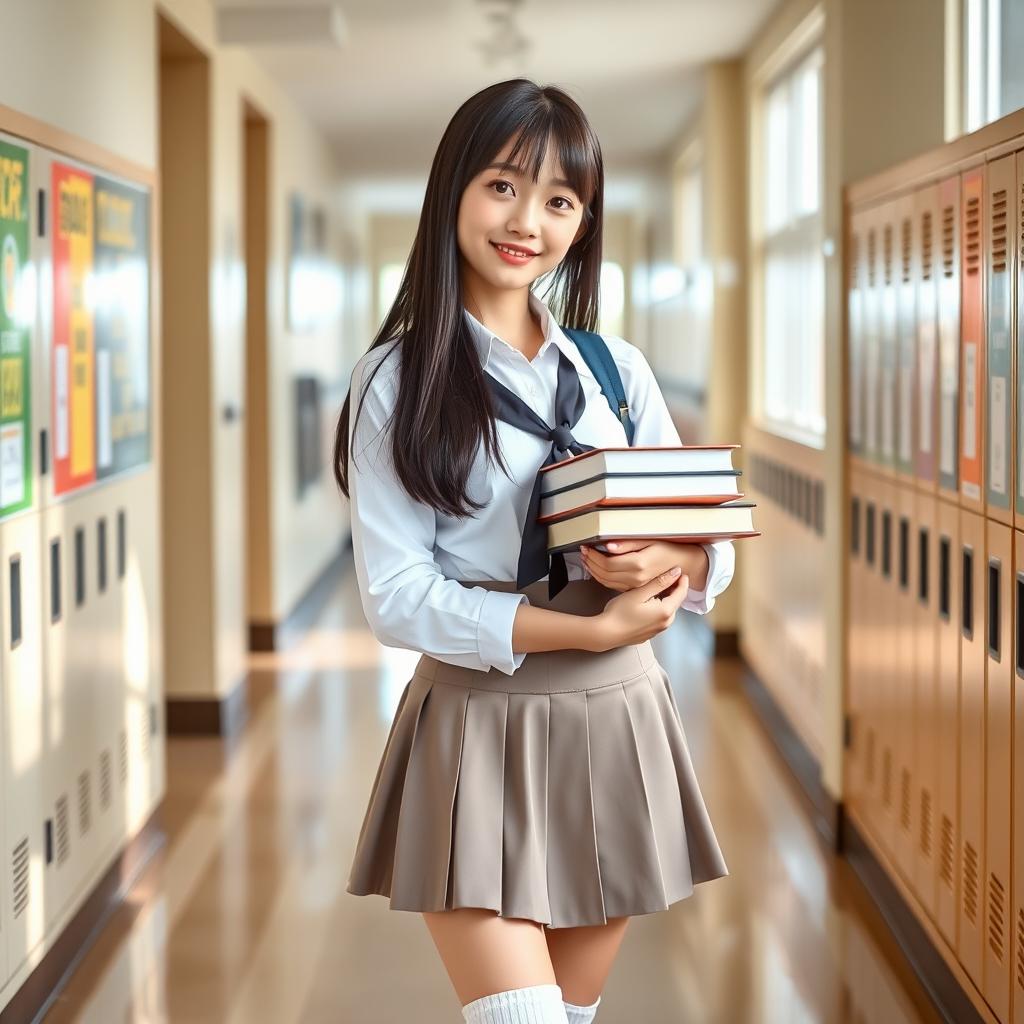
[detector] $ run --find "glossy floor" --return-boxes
[41,563,942,1023]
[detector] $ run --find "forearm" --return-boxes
[674,542,710,591]
[510,602,608,655]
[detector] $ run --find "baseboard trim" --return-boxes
[2,805,165,1024]
[248,539,348,652]
[166,670,249,737]
[738,660,840,850]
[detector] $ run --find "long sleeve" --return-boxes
[347,350,529,674]
[622,344,736,615]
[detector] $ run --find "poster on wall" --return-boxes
[0,139,32,515]
[52,161,96,495]
[93,175,150,479]
[52,160,151,496]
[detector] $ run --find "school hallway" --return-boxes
[35,551,939,1024]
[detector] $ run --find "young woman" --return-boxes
[335,79,733,1024]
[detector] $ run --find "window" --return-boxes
[376,261,405,328]
[754,42,825,440]
[598,261,625,339]
[960,0,1024,133]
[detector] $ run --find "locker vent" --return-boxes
[12,837,28,918]
[99,749,112,811]
[919,788,932,858]
[55,794,69,866]
[1017,907,1024,992]
[940,815,955,889]
[988,871,1005,962]
[119,728,128,785]
[882,749,892,809]
[942,205,955,277]
[866,728,876,784]
[867,228,877,287]
[850,232,860,288]
[992,189,1007,273]
[77,770,91,837]
[965,194,980,276]
[922,210,934,281]
[883,223,893,285]
[963,840,979,923]
[900,768,911,831]
[901,216,911,284]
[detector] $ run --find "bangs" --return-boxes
[485,108,599,210]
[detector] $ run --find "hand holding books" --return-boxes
[538,443,760,557]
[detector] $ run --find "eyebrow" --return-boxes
[483,163,577,191]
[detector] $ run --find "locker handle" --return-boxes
[918,527,929,604]
[962,546,973,639]
[881,510,892,580]
[938,536,950,620]
[988,558,1000,661]
[898,516,909,591]
[1016,574,1024,678]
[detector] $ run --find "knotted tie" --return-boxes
[484,347,596,599]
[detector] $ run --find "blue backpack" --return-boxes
[560,327,636,446]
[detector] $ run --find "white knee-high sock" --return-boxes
[563,994,601,1023]
[461,983,569,1023]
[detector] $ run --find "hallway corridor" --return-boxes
[37,554,941,1024]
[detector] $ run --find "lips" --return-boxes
[490,241,539,264]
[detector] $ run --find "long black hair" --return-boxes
[333,78,604,519]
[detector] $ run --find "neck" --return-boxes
[461,267,541,352]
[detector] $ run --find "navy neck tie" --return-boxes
[484,347,596,599]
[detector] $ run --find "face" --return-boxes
[457,135,587,295]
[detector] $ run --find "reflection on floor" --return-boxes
[40,559,943,1023]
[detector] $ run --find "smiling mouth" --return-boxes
[491,241,539,257]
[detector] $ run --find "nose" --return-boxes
[505,196,542,239]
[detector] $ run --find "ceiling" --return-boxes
[214,0,782,179]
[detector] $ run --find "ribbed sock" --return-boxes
[563,994,601,1023]
[461,983,569,1023]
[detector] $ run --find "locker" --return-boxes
[847,469,867,815]
[894,483,918,884]
[912,487,939,921]
[960,165,986,511]
[915,183,940,489]
[1016,150,1024,534]
[861,484,884,841]
[875,476,900,854]
[939,174,962,497]
[849,212,866,459]
[896,192,918,480]
[985,156,1015,524]
[983,520,1012,1021]
[0,512,44,979]
[865,207,882,465]
[958,506,986,987]
[1013,528,1024,1024]
[935,497,961,945]
[880,201,899,473]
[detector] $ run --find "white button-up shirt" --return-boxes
[346,290,736,676]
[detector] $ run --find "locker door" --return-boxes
[862,484,883,841]
[913,488,939,920]
[881,201,899,473]
[916,184,940,488]
[850,212,866,459]
[935,498,961,945]
[847,470,865,814]
[878,479,900,854]
[984,520,1012,1021]
[960,165,986,512]
[959,506,986,986]
[865,209,882,466]
[0,513,44,979]
[894,484,918,883]
[938,175,962,498]
[1013,529,1024,1024]
[897,193,918,480]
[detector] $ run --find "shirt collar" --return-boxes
[462,290,580,370]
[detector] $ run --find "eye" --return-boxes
[550,196,575,211]
[488,179,516,196]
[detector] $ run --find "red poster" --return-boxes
[52,162,96,495]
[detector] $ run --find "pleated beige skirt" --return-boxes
[345,577,729,928]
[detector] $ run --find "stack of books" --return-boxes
[538,444,760,557]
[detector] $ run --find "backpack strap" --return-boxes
[560,327,636,446]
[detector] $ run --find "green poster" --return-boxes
[0,139,32,515]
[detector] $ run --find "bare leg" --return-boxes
[422,908,559,1007]
[544,916,631,1006]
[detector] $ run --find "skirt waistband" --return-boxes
[413,578,658,694]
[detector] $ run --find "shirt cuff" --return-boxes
[477,589,530,675]
[681,542,722,615]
